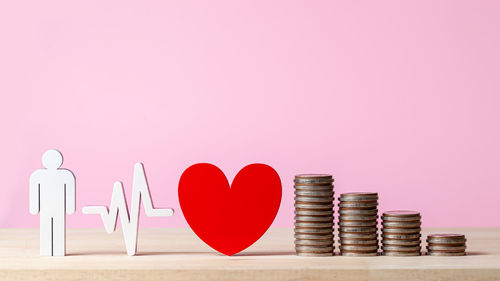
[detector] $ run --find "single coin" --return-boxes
[295,246,334,253]
[295,190,334,197]
[382,245,421,252]
[294,184,333,190]
[296,252,333,257]
[382,239,420,246]
[339,209,378,215]
[294,176,333,184]
[382,215,421,222]
[427,234,465,240]
[382,227,421,234]
[427,245,466,251]
[383,210,420,217]
[340,251,378,257]
[427,251,466,256]
[339,239,378,245]
[294,228,332,234]
[295,196,334,203]
[427,242,466,247]
[295,210,334,216]
[339,232,378,239]
[339,215,378,221]
[340,245,378,251]
[295,203,333,210]
[295,215,333,222]
[383,221,421,228]
[426,239,467,245]
[295,174,332,179]
[339,220,377,227]
[339,201,378,208]
[339,226,377,233]
[295,239,334,246]
[295,234,334,240]
[339,196,378,202]
[382,251,421,256]
[295,222,333,228]
[382,233,421,240]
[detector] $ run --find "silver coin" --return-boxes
[382,227,421,234]
[295,228,333,234]
[427,234,465,240]
[295,239,334,246]
[340,192,378,200]
[339,239,378,245]
[295,234,334,240]
[382,233,421,240]
[339,209,378,215]
[296,252,334,257]
[295,246,334,252]
[295,196,334,203]
[295,203,333,210]
[427,236,466,243]
[339,232,377,239]
[382,215,421,222]
[295,222,333,228]
[295,215,333,222]
[427,241,465,247]
[382,239,420,246]
[383,221,421,228]
[340,245,378,251]
[427,251,466,256]
[383,210,420,217]
[339,226,377,233]
[339,215,378,221]
[339,196,378,202]
[382,251,421,256]
[294,184,333,191]
[295,190,334,197]
[427,245,466,251]
[294,176,333,184]
[340,252,378,257]
[339,201,378,208]
[295,210,334,216]
[338,220,377,227]
[382,245,421,252]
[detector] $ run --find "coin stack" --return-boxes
[381,211,422,256]
[338,192,379,256]
[426,234,466,256]
[294,174,334,257]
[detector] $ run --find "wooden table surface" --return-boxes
[0,228,499,281]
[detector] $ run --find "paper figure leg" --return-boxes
[52,215,66,256]
[40,215,52,256]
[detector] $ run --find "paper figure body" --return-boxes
[82,163,174,255]
[29,149,76,256]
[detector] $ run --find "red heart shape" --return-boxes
[178,163,282,256]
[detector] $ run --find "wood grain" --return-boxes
[0,228,499,281]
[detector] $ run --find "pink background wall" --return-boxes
[1,0,499,228]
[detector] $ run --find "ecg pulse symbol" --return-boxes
[82,163,174,255]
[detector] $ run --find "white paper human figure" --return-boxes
[29,149,76,256]
[82,163,173,255]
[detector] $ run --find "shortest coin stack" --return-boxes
[381,211,422,256]
[426,234,467,256]
[338,192,379,256]
[294,174,334,257]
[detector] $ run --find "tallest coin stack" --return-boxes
[294,174,334,256]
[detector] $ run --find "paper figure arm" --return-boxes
[64,170,76,215]
[29,171,41,215]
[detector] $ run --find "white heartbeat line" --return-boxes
[82,163,174,255]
